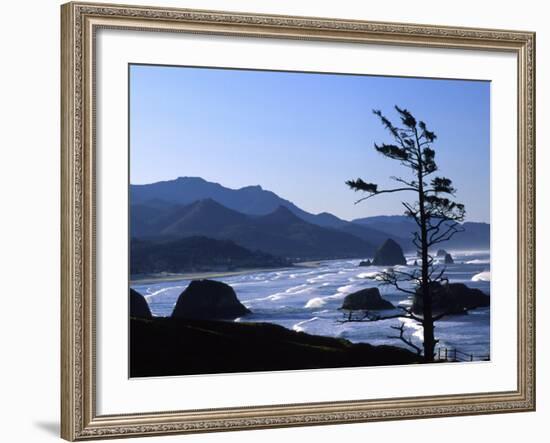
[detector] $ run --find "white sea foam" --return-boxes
[357,271,381,279]
[400,317,424,341]
[292,317,319,332]
[337,284,355,294]
[307,274,332,283]
[143,285,186,299]
[472,271,491,282]
[304,297,327,308]
[135,254,490,356]
[466,259,491,265]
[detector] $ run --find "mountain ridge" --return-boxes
[130,177,410,247]
[132,198,378,260]
[130,177,490,254]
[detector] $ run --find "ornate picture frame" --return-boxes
[61,2,535,440]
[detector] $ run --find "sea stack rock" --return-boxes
[358,259,372,267]
[436,249,454,264]
[171,279,250,320]
[412,281,489,315]
[372,239,407,266]
[341,287,394,311]
[130,288,152,318]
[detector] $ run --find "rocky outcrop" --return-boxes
[444,253,454,264]
[435,249,454,264]
[372,239,407,266]
[359,259,372,267]
[130,288,152,318]
[171,279,250,320]
[436,249,454,264]
[413,281,489,316]
[340,287,394,311]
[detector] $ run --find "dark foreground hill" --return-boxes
[130,317,420,377]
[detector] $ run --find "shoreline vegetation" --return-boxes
[130,316,421,377]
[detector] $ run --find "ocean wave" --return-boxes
[357,271,382,279]
[292,317,320,332]
[304,297,327,309]
[472,271,490,282]
[143,285,186,299]
[139,255,490,353]
[400,317,424,341]
[247,284,316,303]
[336,284,354,293]
[466,259,490,265]
[313,283,365,303]
[307,273,334,283]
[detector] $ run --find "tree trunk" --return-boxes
[417,149,436,363]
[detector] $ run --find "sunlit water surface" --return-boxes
[132,250,490,357]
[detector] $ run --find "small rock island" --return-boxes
[171,279,251,320]
[436,249,455,264]
[340,287,394,311]
[412,281,489,316]
[372,239,407,266]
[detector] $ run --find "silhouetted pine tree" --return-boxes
[346,106,466,362]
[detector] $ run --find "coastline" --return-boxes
[130,250,490,359]
[130,261,322,285]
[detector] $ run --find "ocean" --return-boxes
[131,250,490,359]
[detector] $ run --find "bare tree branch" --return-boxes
[391,176,419,189]
[388,323,423,355]
[396,306,424,323]
[352,187,418,205]
[369,270,417,295]
[336,310,409,324]
[429,224,465,246]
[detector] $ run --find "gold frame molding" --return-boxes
[61,2,536,440]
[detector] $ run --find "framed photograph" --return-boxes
[61,2,536,440]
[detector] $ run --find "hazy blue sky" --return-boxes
[130,64,490,223]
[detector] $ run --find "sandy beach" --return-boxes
[129,261,322,285]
